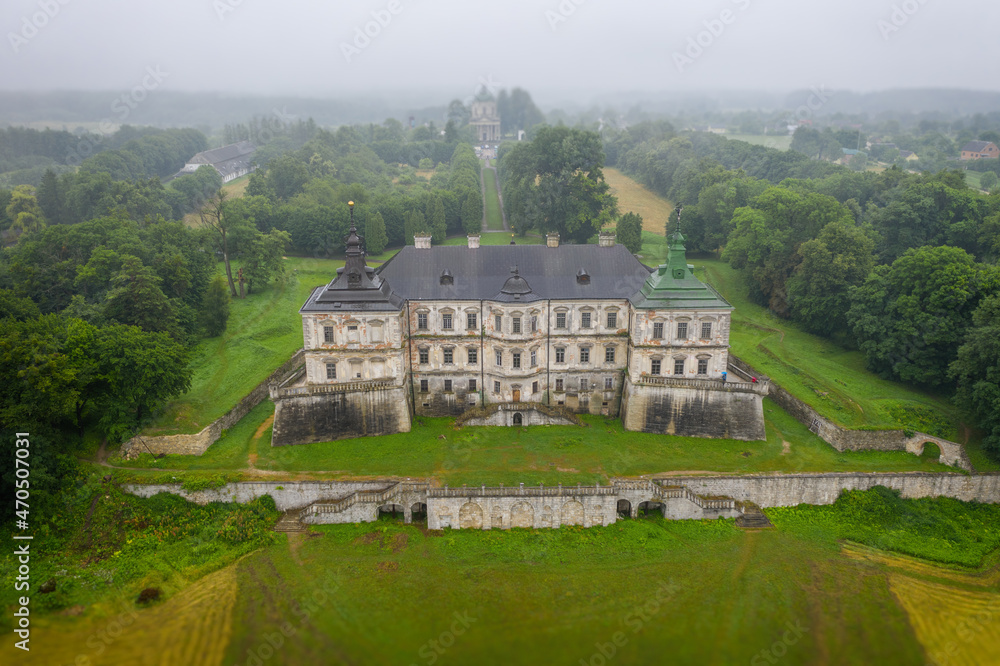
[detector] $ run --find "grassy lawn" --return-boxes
[605,168,675,235]
[724,133,794,150]
[483,167,505,230]
[144,257,342,435]
[694,258,960,439]
[119,395,954,484]
[21,508,1000,666]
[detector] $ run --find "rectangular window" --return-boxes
[556,378,564,391]
[605,376,613,389]
[581,312,592,329]
[469,379,477,392]
[532,381,538,394]
[443,348,453,364]
[581,379,589,391]
[674,358,685,375]
[420,379,428,392]
[495,314,502,332]
[442,313,453,330]
[555,347,565,363]
[531,315,538,333]
[348,325,358,333]
[652,322,664,339]
[468,348,478,364]
[326,362,337,379]
[495,349,503,367]
[513,352,521,369]
[530,350,537,367]
[580,348,590,363]
[701,322,712,338]
[419,348,429,364]
[651,359,661,375]
[607,312,617,328]
[494,381,501,394]
[444,379,453,392]
[605,347,615,363]
[556,312,566,328]
[467,312,477,329]
[323,326,334,343]
[677,322,688,340]
[698,359,709,375]
[512,317,521,334]
[417,313,428,330]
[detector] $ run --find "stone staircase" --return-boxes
[273,509,307,533]
[735,502,773,529]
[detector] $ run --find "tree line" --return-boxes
[607,121,1000,456]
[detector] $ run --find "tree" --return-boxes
[786,220,876,336]
[102,255,179,337]
[461,190,483,234]
[950,294,1000,456]
[6,185,45,234]
[201,275,230,337]
[499,126,617,243]
[365,210,388,255]
[237,228,291,294]
[404,210,426,244]
[427,194,447,244]
[616,212,643,254]
[847,246,987,387]
[199,190,240,297]
[93,323,191,440]
[36,169,66,225]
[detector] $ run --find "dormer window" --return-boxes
[440,268,454,285]
[576,268,590,285]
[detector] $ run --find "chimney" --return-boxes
[414,234,432,249]
[546,232,560,248]
[467,234,480,249]
[599,231,616,248]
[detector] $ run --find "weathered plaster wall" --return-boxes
[621,379,766,440]
[271,386,411,446]
[123,480,392,511]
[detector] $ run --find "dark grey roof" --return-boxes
[188,141,256,165]
[374,244,652,303]
[962,140,998,153]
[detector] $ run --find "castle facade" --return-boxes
[270,213,767,446]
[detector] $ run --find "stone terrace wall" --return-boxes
[120,349,305,459]
[728,355,972,471]
[668,473,1000,507]
[124,480,393,511]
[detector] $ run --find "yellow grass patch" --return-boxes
[14,565,238,666]
[604,168,674,235]
[889,574,1000,666]
[842,544,1000,587]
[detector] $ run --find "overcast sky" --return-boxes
[1,0,995,101]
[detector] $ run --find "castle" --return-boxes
[270,206,767,446]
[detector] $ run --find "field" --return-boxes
[119,396,954,485]
[9,489,1000,666]
[604,168,675,235]
[724,133,794,150]
[483,166,506,230]
[144,257,342,435]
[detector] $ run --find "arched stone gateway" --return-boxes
[513,412,523,426]
[459,501,484,529]
[617,499,632,517]
[378,503,405,519]
[411,503,428,521]
[510,502,534,528]
[561,500,584,526]
[637,501,664,518]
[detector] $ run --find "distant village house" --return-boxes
[960,140,999,160]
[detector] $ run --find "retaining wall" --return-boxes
[124,480,393,511]
[121,349,305,459]
[727,355,972,470]
[620,378,766,440]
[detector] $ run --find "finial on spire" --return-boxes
[675,204,683,235]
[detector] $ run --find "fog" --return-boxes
[1,0,996,103]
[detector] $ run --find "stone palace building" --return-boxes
[270,205,767,446]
